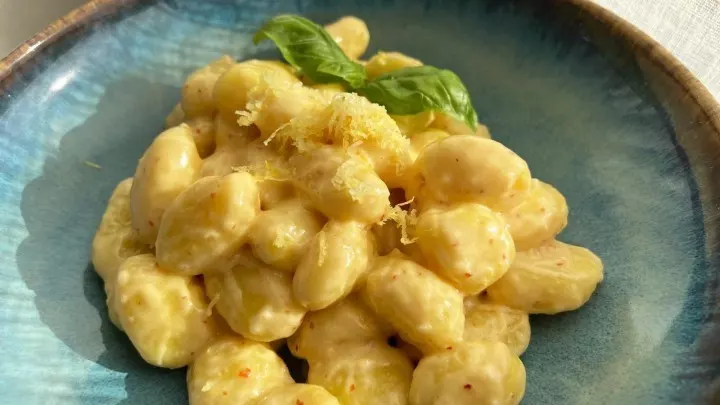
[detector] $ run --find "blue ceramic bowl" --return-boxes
[1,0,719,404]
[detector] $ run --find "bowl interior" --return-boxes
[0,0,717,404]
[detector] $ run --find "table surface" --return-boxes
[1,0,719,101]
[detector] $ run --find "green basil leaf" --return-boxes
[253,14,367,88]
[359,66,478,130]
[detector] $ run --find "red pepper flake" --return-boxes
[222,391,228,396]
[556,259,566,266]
[309,321,315,329]
[446,346,453,350]
[464,384,472,390]
[464,272,472,278]
[349,384,356,392]
[148,220,155,227]
[237,368,251,378]
[502,254,507,260]
[294,344,299,352]
[210,192,216,198]
[296,401,304,405]
[391,275,398,280]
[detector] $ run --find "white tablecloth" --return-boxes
[1,0,718,101]
[597,0,720,101]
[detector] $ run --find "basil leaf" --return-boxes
[254,14,367,88]
[359,66,478,130]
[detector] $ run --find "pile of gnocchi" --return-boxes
[91,15,603,405]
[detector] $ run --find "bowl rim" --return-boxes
[0,0,717,134]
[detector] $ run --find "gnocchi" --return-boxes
[499,179,568,251]
[407,135,531,210]
[188,337,293,405]
[487,240,604,314]
[156,172,260,276]
[92,14,604,405]
[463,295,531,356]
[182,55,235,118]
[91,178,149,282]
[293,220,374,310]
[130,124,202,244]
[113,254,217,368]
[363,255,465,354]
[288,295,393,360]
[324,16,370,60]
[204,251,307,342]
[409,341,526,405]
[415,203,515,295]
[308,342,413,405]
[249,200,325,272]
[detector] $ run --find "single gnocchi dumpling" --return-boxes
[409,341,526,405]
[242,85,328,140]
[156,172,260,276]
[416,203,515,295]
[182,55,235,118]
[308,342,413,405]
[113,254,217,368]
[293,221,374,310]
[499,179,568,251]
[290,146,390,224]
[184,115,216,158]
[188,337,293,405]
[324,16,370,60]
[288,295,394,360]
[213,60,299,122]
[249,200,325,272]
[363,255,464,354]
[253,384,340,405]
[205,251,307,341]
[463,296,530,356]
[486,240,604,314]
[130,125,202,244]
[92,178,150,282]
[408,135,531,210]
[365,51,423,79]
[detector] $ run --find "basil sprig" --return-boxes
[254,15,367,89]
[358,66,477,130]
[254,14,478,131]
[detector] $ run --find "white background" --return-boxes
[1,0,718,100]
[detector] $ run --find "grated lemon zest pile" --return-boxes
[378,198,419,245]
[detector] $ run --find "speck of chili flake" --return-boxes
[222,391,228,396]
[464,384,472,390]
[195,128,201,134]
[309,321,315,329]
[349,384,356,392]
[464,272,472,278]
[237,368,251,378]
[148,220,155,227]
[294,344,299,351]
[296,400,304,405]
[446,346,453,350]
[210,192,217,198]
[391,275,398,280]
